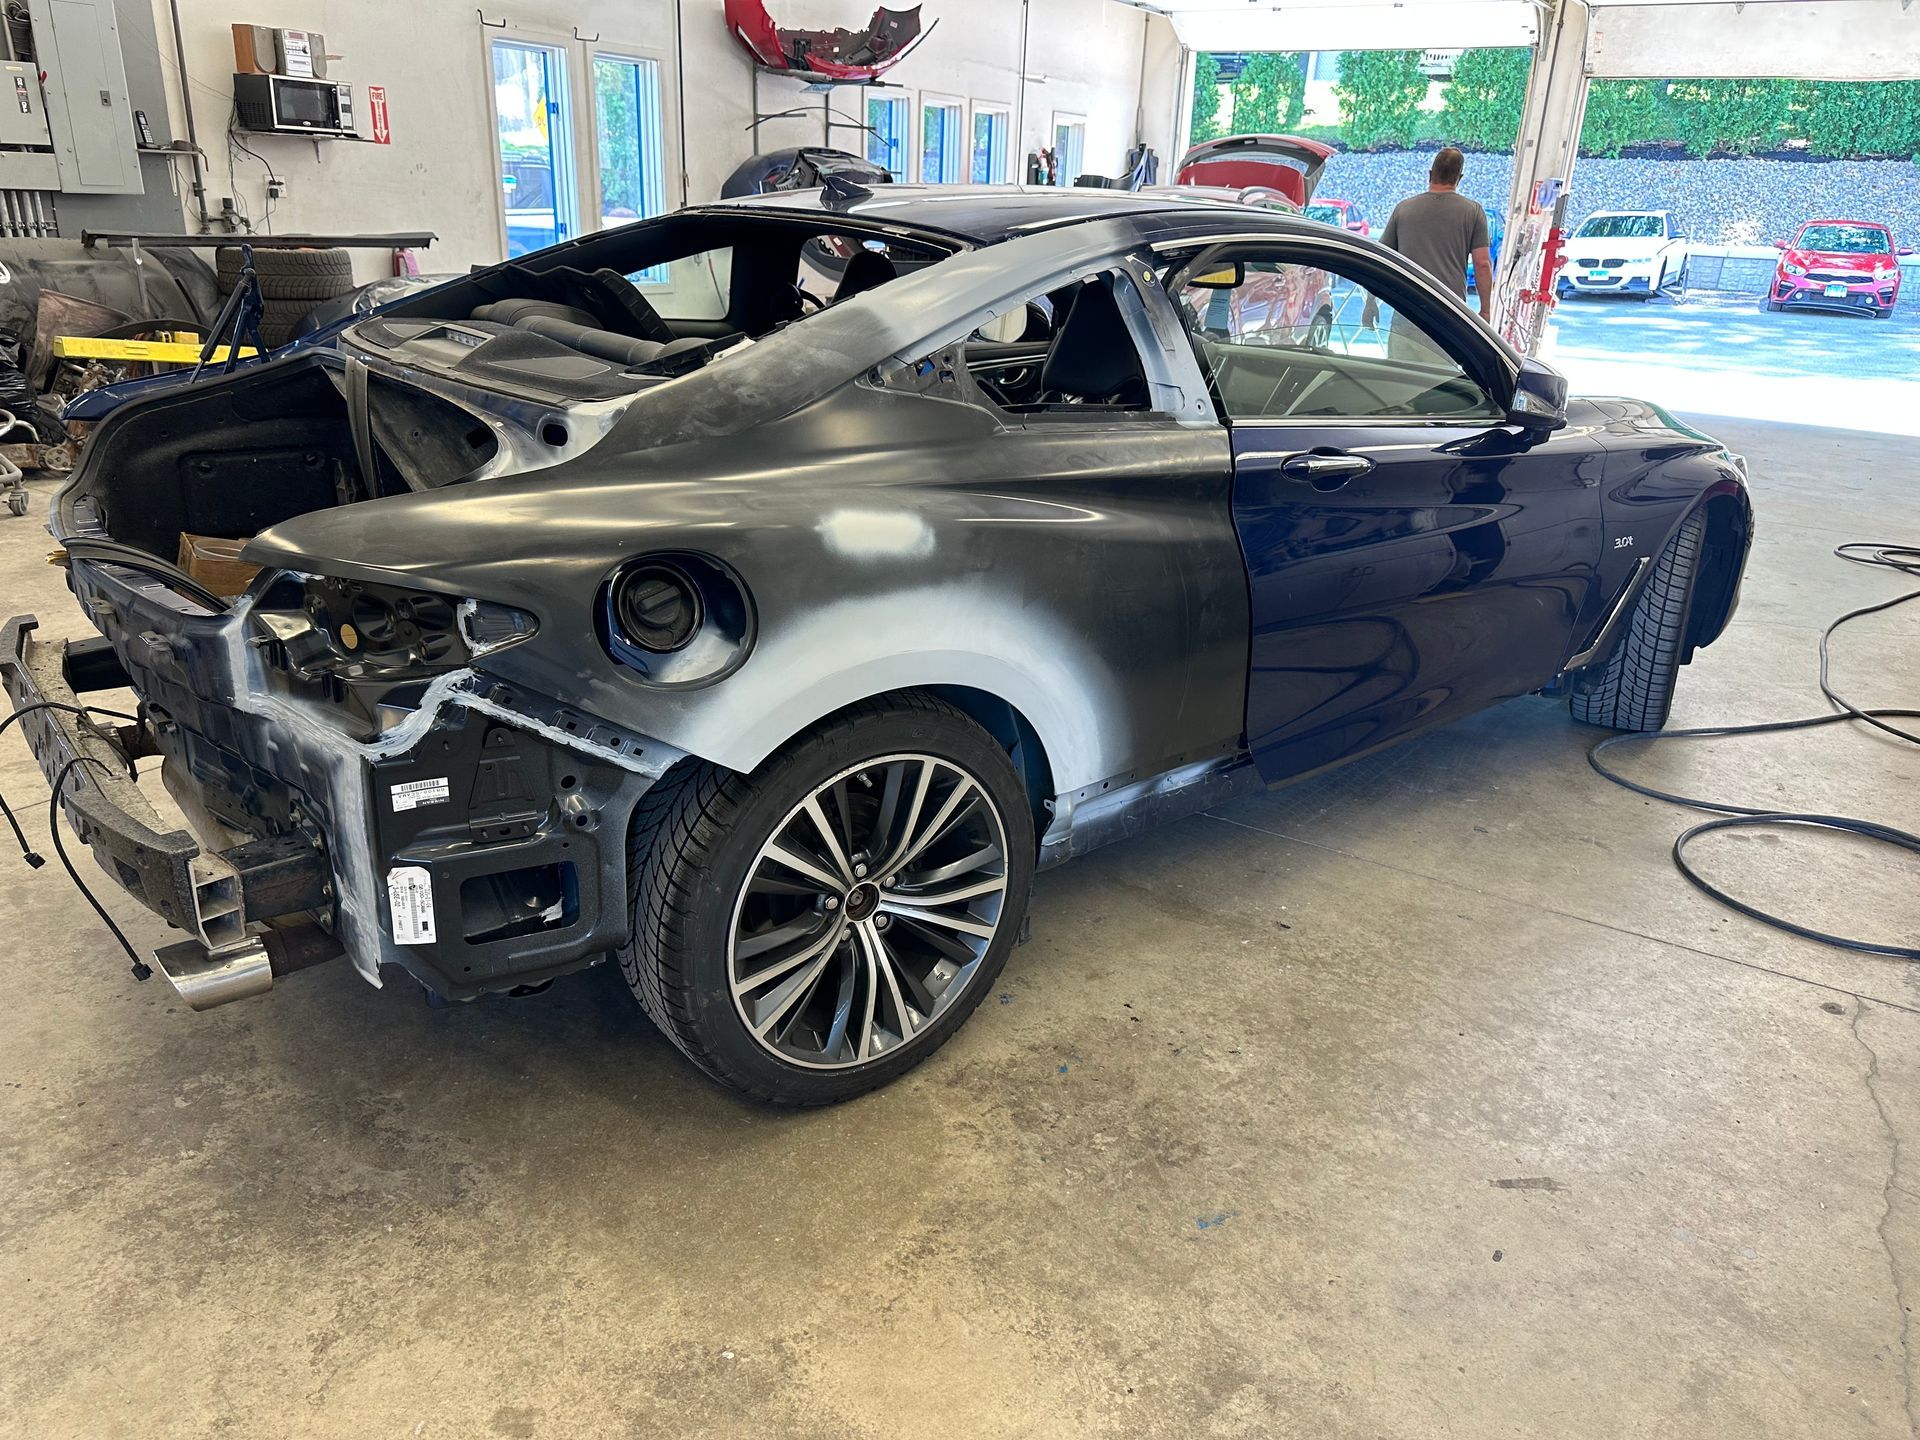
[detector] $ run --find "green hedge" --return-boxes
[1581,74,1920,158]
[1232,53,1307,135]
[1333,50,1430,149]
[1790,80,1920,160]
[1438,47,1530,152]
[1190,51,1225,144]
[1199,46,1920,160]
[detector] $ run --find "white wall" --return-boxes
[147,0,1181,279]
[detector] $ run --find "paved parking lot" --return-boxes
[1545,288,1920,433]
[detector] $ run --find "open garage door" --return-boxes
[1147,0,1920,357]
[1515,1,1920,426]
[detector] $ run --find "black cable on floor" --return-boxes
[0,699,138,868]
[1589,539,1920,960]
[45,753,152,979]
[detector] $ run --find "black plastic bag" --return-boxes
[0,328,62,443]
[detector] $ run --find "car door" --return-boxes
[1165,240,1606,785]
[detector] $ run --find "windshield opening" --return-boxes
[1575,214,1664,240]
[1795,224,1891,254]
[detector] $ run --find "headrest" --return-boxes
[835,249,899,302]
[1039,277,1148,403]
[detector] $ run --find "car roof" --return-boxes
[1796,217,1888,228]
[697,183,1323,245]
[1584,209,1668,218]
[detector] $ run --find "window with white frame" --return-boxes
[488,31,671,261]
[867,94,910,182]
[592,52,668,231]
[921,97,963,183]
[492,39,577,256]
[1052,113,1087,187]
[970,103,1010,184]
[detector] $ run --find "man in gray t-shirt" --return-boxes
[1378,147,1493,321]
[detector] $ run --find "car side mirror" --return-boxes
[1772,240,1787,249]
[1508,358,1568,434]
[1900,247,1916,257]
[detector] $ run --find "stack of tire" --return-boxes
[213,246,357,349]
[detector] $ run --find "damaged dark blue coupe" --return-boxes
[3,186,1752,1103]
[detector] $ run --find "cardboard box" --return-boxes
[177,533,261,598]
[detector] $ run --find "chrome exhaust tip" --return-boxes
[151,934,273,1011]
[148,921,344,1011]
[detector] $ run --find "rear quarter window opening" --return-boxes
[881,270,1164,421]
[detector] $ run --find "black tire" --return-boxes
[216,246,355,302]
[619,693,1036,1105]
[1765,299,1784,313]
[255,297,315,348]
[1570,510,1706,732]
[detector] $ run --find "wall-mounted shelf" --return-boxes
[750,64,899,151]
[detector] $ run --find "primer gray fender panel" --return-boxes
[246,379,1247,795]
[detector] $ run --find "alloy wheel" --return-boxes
[727,753,1011,1070]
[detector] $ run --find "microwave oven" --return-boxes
[233,73,355,137]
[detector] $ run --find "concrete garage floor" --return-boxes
[2,415,1917,1439]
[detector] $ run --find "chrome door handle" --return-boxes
[1279,452,1374,486]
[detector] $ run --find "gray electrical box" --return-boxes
[0,58,60,188]
[0,59,54,147]
[31,0,144,195]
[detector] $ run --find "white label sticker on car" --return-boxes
[387,866,437,945]
[390,777,451,812]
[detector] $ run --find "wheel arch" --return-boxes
[920,684,1056,838]
[647,641,1109,833]
[1683,486,1753,659]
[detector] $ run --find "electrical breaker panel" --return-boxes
[29,0,145,196]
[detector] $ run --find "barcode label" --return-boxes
[390,777,450,812]
[386,866,436,945]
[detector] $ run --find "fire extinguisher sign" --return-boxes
[368,85,391,145]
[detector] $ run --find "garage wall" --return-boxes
[145,0,1179,280]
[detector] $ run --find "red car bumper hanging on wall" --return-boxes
[725,0,931,80]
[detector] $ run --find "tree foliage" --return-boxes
[1581,76,1920,158]
[1191,45,1920,161]
[1190,51,1225,144]
[1230,52,1307,135]
[1439,47,1530,152]
[1333,50,1430,150]
[1788,80,1920,160]
[1578,78,1676,158]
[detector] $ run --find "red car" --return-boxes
[1306,197,1370,238]
[1768,218,1909,317]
